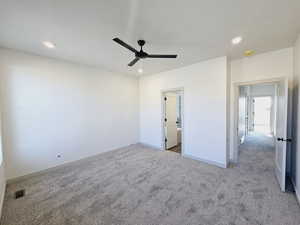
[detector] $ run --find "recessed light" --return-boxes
[138,68,143,74]
[231,36,242,45]
[42,41,56,49]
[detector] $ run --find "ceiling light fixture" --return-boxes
[137,59,144,74]
[231,36,243,45]
[42,41,56,49]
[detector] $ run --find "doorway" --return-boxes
[237,83,276,144]
[234,79,289,192]
[253,96,272,135]
[162,90,183,154]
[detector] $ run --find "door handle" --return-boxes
[285,138,292,143]
[277,137,292,142]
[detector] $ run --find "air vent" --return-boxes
[15,189,25,199]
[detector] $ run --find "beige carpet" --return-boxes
[1,136,300,225]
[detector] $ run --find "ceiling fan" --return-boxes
[113,38,177,67]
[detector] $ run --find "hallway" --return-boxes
[238,132,275,170]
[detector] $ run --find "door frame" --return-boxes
[232,77,286,163]
[161,88,184,155]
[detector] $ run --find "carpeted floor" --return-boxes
[1,136,300,225]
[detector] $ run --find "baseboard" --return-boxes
[139,143,227,168]
[0,182,6,218]
[0,162,6,218]
[182,153,227,168]
[7,143,138,184]
[291,179,300,206]
[295,186,300,206]
[138,142,163,151]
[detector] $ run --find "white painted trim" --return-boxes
[233,77,286,87]
[161,88,185,156]
[182,153,227,168]
[0,182,6,218]
[291,179,300,206]
[295,186,300,206]
[233,84,240,163]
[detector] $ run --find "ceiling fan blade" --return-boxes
[113,38,138,53]
[147,54,177,58]
[128,57,140,66]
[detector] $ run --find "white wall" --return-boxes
[0,124,5,217]
[250,83,276,97]
[230,48,294,161]
[292,34,300,203]
[231,48,293,83]
[139,57,229,167]
[0,48,139,179]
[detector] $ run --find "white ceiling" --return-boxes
[1,0,300,76]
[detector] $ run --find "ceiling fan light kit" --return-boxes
[113,38,178,67]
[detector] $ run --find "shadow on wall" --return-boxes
[292,68,299,187]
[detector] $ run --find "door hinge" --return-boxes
[164,97,167,101]
[165,138,167,142]
[164,118,167,122]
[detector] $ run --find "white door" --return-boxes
[275,79,288,192]
[165,95,178,149]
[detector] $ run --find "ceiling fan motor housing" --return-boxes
[136,51,148,58]
[138,40,145,47]
[136,40,147,58]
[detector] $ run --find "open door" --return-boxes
[275,79,289,192]
[164,94,178,149]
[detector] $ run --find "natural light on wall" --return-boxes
[0,130,2,164]
[0,141,2,165]
[253,96,272,135]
